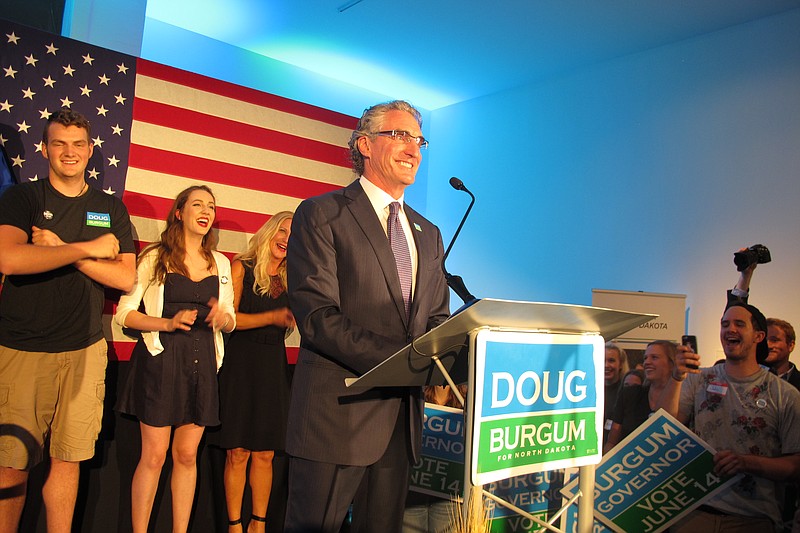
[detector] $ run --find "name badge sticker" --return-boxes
[707,381,728,396]
[86,212,111,228]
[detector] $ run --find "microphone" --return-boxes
[443,177,477,305]
[449,176,467,192]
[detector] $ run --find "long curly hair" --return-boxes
[139,185,219,283]
[235,211,293,296]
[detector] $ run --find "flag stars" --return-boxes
[96,105,108,116]
[80,85,92,97]
[17,121,31,134]
[117,63,129,74]
[114,93,126,105]
[98,74,110,85]
[29,175,40,182]
[60,96,73,108]
[82,53,95,65]
[11,155,25,167]
[4,65,18,78]
[22,87,36,100]
[0,134,7,146]
[92,136,104,148]
[34,141,45,153]
[63,64,75,76]
[42,75,56,88]
[6,32,20,44]
[103,187,115,195]
[39,108,52,120]
[0,100,12,112]
[25,54,38,66]
[87,168,100,179]
[107,155,120,167]
[111,124,124,136]
[45,43,59,55]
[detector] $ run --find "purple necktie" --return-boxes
[388,202,412,318]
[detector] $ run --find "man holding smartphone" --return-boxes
[658,250,800,532]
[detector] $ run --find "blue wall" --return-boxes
[426,9,800,359]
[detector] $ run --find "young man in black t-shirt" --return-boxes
[0,109,136,533]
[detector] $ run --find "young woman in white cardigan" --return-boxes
[115,185,235,533]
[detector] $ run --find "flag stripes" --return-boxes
[128,145,339,198]
[132,98,350,166]
[110,58,358,361]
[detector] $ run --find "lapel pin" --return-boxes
[413,223,422,232]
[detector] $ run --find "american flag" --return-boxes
[1,19,359,362]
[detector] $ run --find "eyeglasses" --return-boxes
[374,130,429,149]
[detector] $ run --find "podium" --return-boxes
[347,298,654,533]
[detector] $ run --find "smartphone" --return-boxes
[681,335,699,370]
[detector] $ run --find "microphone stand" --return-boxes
[443,178,478,306]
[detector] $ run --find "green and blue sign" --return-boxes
[411,404,568,532]
[472,331,604,486]
[410,404,465,498]
[561,410,739,533]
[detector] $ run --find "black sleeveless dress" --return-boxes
[215,265,291,450]
[117,273,220,427]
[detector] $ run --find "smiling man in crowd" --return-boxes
[660,255,800,532]
[0,108,135,533]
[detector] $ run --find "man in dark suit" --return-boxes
[284,100,450,532]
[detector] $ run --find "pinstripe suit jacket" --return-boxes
[285,179,450,466]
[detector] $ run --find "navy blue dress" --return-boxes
[117,273,220,427]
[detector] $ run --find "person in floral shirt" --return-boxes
[662,300,800,532]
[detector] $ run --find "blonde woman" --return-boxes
[603,340,676,453]
[115,185,235,532]
[216,212,295,532]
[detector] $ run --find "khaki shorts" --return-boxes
[0,339,107,469]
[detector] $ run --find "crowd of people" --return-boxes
[601,261,800,532]
[2,104,799,533]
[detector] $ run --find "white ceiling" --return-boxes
[145,0,800,109]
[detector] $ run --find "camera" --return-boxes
[733,244,771,272]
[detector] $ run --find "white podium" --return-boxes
[347,298,654,533]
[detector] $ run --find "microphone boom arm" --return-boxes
[443,177,477,305]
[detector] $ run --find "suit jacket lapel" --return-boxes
[344,181,409,325]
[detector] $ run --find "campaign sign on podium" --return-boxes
[471,331,604,486]
[345,299,654,533]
